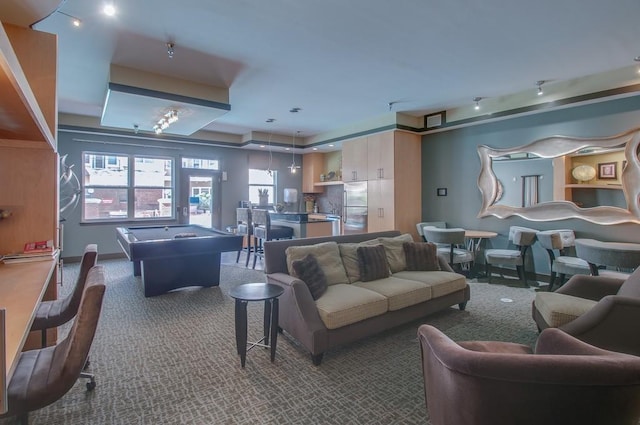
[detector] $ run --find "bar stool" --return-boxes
[235,207,253,267]
[251,209,293,269]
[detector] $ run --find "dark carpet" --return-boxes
[0,256,540,424]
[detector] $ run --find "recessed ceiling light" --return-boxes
[312,147,318,151]
[103,3,116,16]
[328,144,334,147]
[260,145,265,148]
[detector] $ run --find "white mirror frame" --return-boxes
[477,128,640,224]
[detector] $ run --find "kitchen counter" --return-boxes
[269,212,340,238]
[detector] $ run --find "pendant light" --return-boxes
[288,108,302,174]
[265,118,275,176]
[289,130,301,174]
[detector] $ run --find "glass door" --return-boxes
[179,169,221,229]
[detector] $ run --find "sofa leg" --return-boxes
[311,353,324,366]
[458,301,467,311]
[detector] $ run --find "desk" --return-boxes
[116,225,243,297]
[229,283,284,368]
[0,259,57,414]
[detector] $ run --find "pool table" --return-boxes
[116,225,243,297]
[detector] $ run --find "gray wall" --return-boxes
[58,131,302,258]
[421,95,640,276]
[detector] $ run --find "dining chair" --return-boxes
[536,230,590,291]
[484,226,538,286]
[422,226,473,272]
[415,221,447,241]
[1,266,106,425]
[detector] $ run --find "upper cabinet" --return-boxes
[367,132,394,180]
[0,22,57,149]
[342,137,368,181]
[302,152,325,193]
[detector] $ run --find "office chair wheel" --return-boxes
[86,379,96,391]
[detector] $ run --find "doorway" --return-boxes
[179,169,222,229]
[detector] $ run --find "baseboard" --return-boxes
[61,252,128,264]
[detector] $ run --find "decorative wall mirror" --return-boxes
[477,128,640,224]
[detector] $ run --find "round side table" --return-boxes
[229,282,284,368]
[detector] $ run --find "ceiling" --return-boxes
[3,0,640,148]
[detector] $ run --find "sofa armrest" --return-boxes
[556,274,625,301]
[266,272,328,353]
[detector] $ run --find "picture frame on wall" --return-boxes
[598,162,617,180]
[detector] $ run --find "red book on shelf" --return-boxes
[24,239,54,253]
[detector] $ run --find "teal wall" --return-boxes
[421,95,640,276]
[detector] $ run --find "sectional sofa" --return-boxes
[263,230,469,365]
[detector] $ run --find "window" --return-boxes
[248,169,275,205]
[82,152,173,221]
[182,158,219,170]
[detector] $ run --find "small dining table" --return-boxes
[464,230,498,278]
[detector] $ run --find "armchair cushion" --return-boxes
[291,254,328,300]
[403,242,441,271]
[534,292,598,327]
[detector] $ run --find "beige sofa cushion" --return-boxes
[354,276,433,311]
[376,233,414,273]
[286,241,349,286]
[338,243,363,283]
[534,292,598,327]
[315,284,388,329]
[393,270,467,298]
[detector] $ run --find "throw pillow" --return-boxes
[357,244,391,282]
[403,242,441,271]
[377,233,414,273]
[285,241,349,285]
[338,243,362,283]
[291,254,328,300]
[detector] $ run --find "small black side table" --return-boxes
[229,282,285,368]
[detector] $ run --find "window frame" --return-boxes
[81,151,175,223]
[248,168,276,206]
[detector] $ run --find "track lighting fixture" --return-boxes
[473,97,482,110]
[167,43,175,59]
[153,110,179,134]
[536,80,545,96]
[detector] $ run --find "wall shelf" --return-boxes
[565,184,622,190]
[314,181,343,186]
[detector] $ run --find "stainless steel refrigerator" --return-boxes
[343,181,368,234]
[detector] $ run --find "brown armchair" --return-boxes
[532,266,640,355]
[418,324,640,425]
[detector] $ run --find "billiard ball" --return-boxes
[164,226,169,231]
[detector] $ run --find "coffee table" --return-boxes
[229,283,284,368]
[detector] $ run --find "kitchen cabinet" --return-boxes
[364,131,422,238]
[302,152,324,193]
[342,137,368,181]
[367,132,394,180]
[0,22,59,352]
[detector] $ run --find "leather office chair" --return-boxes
[2,266,106,425]
[30,244,98,347]
[235,208,253,267]
[251,208,293,269]
[419,324,640,425]
[484,226,537,286]
[536,230,590,291]
[422,226,473,272]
